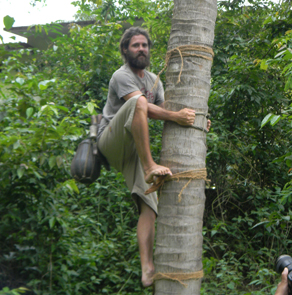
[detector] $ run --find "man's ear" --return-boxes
[123,47,127,54]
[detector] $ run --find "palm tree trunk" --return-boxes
[154,0,217,294]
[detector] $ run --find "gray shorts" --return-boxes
[97,95,158,215]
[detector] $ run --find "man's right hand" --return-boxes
[275,268,289,295]
[175,108,196,126]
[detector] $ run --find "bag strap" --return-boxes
[90,114,110,171]
[97,114,103,125]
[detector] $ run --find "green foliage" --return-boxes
[203,0,292,293]
[0,2,171,294]
[0,287,29,295]
[3,16,15,30]
[1,15,16,43]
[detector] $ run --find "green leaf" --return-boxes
[49,217,56,229]
[38,83,48,90]
[26,107,34,119]
[64,179,80,194]
[56,155,63,167]
[33,171,43,179]
[15,77,25,85]
[87,102,95,114]
[13,140,20,149]
[282,50,292,60]
[211,230,217,237]
[49,156,56,169]
[92,0,102,5]
[39,155,47,166]
[284,77,292,91]
[261,113,273,128]
[38,79,56,90]
[270,115,281,126]
[17,167,25,179]
[56,217,67,228]
[275,49,287,59]
[12,287,30,294]
[3,15,15,30]
[282,62,292,74]
[50,105,59,116]
[260,60,268,71]
[55,105,69,112]
[263,15,272,25]
[18,287,30,291]
[251,220,269,229]
[282,216,290,221]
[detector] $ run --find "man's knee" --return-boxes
[135,96,148,114]
[137,197,156,219]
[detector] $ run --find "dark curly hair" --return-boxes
[119,27,152,61]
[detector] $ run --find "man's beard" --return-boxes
[126,50,150,69]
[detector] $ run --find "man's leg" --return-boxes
[131,96,172,183]
[98,97,159,286]
[136,196,156,287]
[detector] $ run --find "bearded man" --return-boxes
[97,27,210,287]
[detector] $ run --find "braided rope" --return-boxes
[145,168,210,201]
[153,270,204,287]
[152,44,214,90]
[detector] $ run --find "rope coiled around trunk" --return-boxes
[153,270,204,287]
[152,44,214,90]
[145,168,209,202]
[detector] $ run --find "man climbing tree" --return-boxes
[153,0,217,294]
[97,27,210,287]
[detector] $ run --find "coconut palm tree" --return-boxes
[154,0,217,294]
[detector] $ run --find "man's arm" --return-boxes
[123,91,211,130]
[148,102,196,126]
[123,91,196,127]
[158,100,211,131]
[275,268,289,295]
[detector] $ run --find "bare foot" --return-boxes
[142,267,155,288]
[145,164,172,184]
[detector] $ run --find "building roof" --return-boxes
[4,20,96,50]
[4,19,143,50]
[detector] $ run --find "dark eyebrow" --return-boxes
[132,42,148,46]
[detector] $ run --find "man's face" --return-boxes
[124,34,150,69]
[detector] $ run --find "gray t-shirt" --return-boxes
[98,63,164,138]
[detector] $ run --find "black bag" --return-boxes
[70,115,110,184]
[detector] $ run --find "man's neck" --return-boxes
[127,63,145,78]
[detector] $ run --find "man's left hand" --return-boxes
[175,108,196,126]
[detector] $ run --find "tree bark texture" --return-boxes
[154,0,217,294]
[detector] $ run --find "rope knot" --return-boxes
[145,168,210,202]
